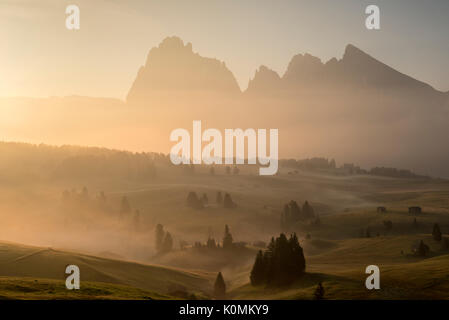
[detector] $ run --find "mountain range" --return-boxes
[1,36,449,177]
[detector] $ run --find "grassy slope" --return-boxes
[0,241,211,299]
[230,233,449,300]
[0,277,170,300]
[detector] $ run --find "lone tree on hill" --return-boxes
[216,191,223,204]
[155,224,165,253]
[223,193,236,208]
[162,232,173,253]
[302,201,315,219]
[187,191,203,209]
[201,193,209,205]
[214,272,226,299]
[222,225,233,249]
[417,240,430,257]
[432,223,442,241]
[314,282,325,300]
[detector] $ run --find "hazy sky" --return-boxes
[1,0,449,99]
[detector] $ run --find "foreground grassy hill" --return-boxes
[0,241,211,299]
[0,277,170,300]
[230,234,449,300]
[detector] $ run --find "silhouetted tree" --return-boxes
[222,225,233,249]
[187,191,203,209]
[223,193,236,208]
[314,282,325,300]
[201,193,209,205]
[155,224,165,253]
[417,240,430,257]
[216,191,223,204]
[214,272,226,299]
[250,251,265,286]
[120,196,131,217]
[289,201,301,221]
[206,237,217,249]
[250,233,305,286]
[163,232,173,253]
[432,223,442,241]
[302,201,315,219]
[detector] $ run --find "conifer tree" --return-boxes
[302,201,315,219]
[432,223,442,241]
[163,232,173,253]
[214,272,226,299]
[314,282,325,300]
[187,191,203,209]
[417,240,430,257]
[250,251,265,286]
[222,225,233,249]
[223,193,236,208]
[216,191,223,204]
[201,193,209,205]
[155,224,165,253]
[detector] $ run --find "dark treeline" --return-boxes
[280,200,316,230]
[280,157,428,179]
[0,142,167,180]
[192,225,243,251]
[155,224,173,255]
[187,191,236,209]
[0,142,429,181]
[250,233,306,286]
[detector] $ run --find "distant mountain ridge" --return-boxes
[127,36,240,102]
[127,37,446,100]
[247,44,439,96]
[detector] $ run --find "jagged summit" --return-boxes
[246,65,281,93]
[343,43,368,60]
[127,36,240,102]
[247,43,437,94]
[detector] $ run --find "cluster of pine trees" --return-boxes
[250,233,306,286]
[187,191,236,209]
[155,224,173,255]
[280,200,315,230]
[193,225,234,250]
